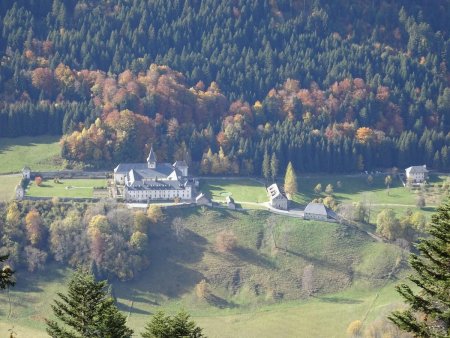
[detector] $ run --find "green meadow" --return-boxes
[200,178,268,203]
[0,136,62,174]
[0,208,409,338]
[26,178,107,198]
[292,173,447,206]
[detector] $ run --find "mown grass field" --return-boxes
[0,136,62,173]
[26,178,107,198]
[200,178,267,203]
[0,208,409,338]
[0,175,21,201]
[291,173,448,207]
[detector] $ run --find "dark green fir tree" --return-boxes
[46,269,133,338]
[389,201,450,337]
[141,310,205,338]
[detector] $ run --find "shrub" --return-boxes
[195,279,210,299]
[215,230,237,253]
[35,176,43,186]
[346,320,362,337]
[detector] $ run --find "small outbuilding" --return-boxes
[22,166,31,180]
[15,185,24,200]
[405,165,428,184]
[196,193,212,207]
[226,195,236,210]
[267,183,288,210]
[304,202,337,222]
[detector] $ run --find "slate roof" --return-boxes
[173,160,188,167]
[304,202,337,219]
[126,178,189,190]
[196,193,210,202]
[116,147,192,193]
[147,147,157,163]
[267,183,287,200]
[405,165,428,174]
[115,163,174,177]
[167,168,183,180]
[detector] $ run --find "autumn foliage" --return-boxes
[34,176,43,186]
[215,230,238,253]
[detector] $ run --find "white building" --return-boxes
[267,183,288,210]
[114,147,194,202]
[405,165,428,184]
[22,166,31,180]
[15,185,24,200]
[304,202,337,221]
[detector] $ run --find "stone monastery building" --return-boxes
[113,147,194,202]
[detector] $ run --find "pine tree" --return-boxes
[270,153,279,181]
[141,310,205,338]
[284,162,298,199]
[262,148,271,181]
[0,254,15,290]
[389,202,450,337]
[46,269,133,338]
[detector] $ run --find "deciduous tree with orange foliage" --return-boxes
[25,209,43,246]
[356,127,375,144]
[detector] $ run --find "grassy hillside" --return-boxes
[0,208,408,337]
[194,284,404,338]
[0,136,62,173]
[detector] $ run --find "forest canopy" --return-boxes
[0,0,449,174]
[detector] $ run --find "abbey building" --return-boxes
[113,147,195,202]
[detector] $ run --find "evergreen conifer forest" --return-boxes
[0,0,449,174]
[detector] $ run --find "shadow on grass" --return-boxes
[36,183,52,188]
[318,296,363,304]
[205,294,237,309]
[117,300,152,315]
[7,264,67,308]
[280,247,373,279]
[233,247,275,269]
[0,138,46,155]
[210,207,241,220]
[288,200,305,209]
[114,220,208,299]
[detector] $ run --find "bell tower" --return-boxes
[147,146,157,169]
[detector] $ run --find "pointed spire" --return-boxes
[147,146,157,168]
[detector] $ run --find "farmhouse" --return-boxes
[304,202,337,221]
[267,183,288,210]
[405,165,428,184]
[113,147,195,202]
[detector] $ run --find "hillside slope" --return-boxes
[0,208,408,337]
